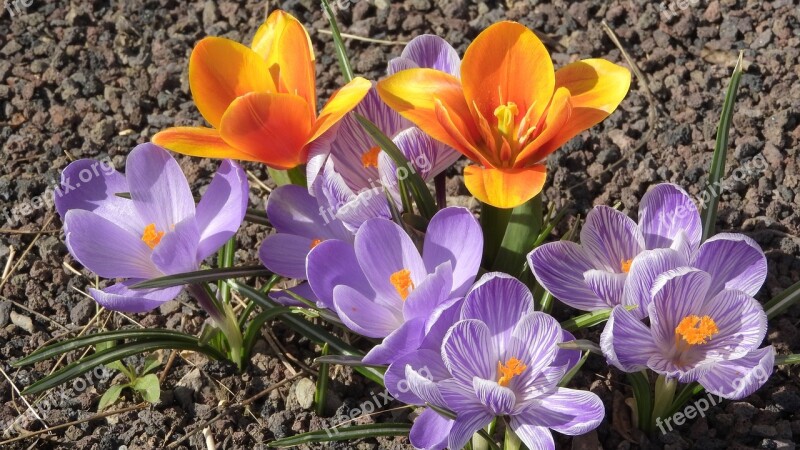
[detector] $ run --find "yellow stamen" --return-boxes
[497,357,527,387]
[390,269,414,300]
[361,146,381,168]
[493,102,519,138]
[621,259,633,273]
[141,223,165,249]
[310,238,323,249]
[675,315,719,346]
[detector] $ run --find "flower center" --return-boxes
[493,102,519,138]
[141,223,165,249]
[390,269,414,300]
[621,259,633,273]
[310,238,323,249]
[497,357,527,387]
[361,146,381,168]
[675,315,719,346]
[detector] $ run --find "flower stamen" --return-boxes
[497,357,527,387]
[361,146,381,168]
[310,238,323,249]
[141,223,165,249]
[675,315,719,346]
[621,259,633,273]
[390,269,414,300]
[494,102,519,139]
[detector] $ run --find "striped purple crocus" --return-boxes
[601,267,774,399]
[528,183,767,317]
[54,143,248,313]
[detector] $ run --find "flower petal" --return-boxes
[600,305,659,372]
[194,160,248,261]
[151,127,264,162]
[188,36,274,128]
[700,289,768,360]
[461,273,535,343]
[699,346,774,400]
[583,270,627,308]
[151,218,200,275]
[309,77,373,142]
[638,183,701,251]
[409,408,452,450]
[388,127,462,182]
[692,233,767,297]
[403,262,454,321]
[422,207,483,297]
[649,268,712,345]
[266,184,351,240]
[621,248,687,318]
[384,349,450,404]
[529,241,606,311]
[508,421,555,450]
[463,164,547,209]
[362,316,426,365]
[447,411,495,450]
[517,388,605,435]
[580,205,645,273]
[334,188,393,233]
[269,282,317,307]
[515,87,573,165]
[333,284,403,338]
[391,34,461,77]
[505,312,563,389]
[473,377,515,416]
[442,320,495,384]
[89,281,183,314]
[405,363,448,407]
[259,233,314,280]
[306,239,372,310]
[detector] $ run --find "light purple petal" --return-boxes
[405,364,447,407]
[649,268,712,345]
[447,411,494,450]
[64,209,160,279]
[126,143,194,232]
[259,233,314,280]
[442,320,495,384]
[621,248,687,318]
[306,239,373,310]
[583,270,627,308]
[699,289,768,360]
[638,183,701,252]
[420,297,464,349]
[305,121,341,190]
[194,160,248,261]
[267,184,349,240]
[385,349,449,404]
[403,262,453,321]
[692,233,767,297]
[553,330,582,373]
[600,305,659,372]
[508,420,555,450]
[581,206,645,273]
[334,187,392,233]
[54,159,143,235]
[699,346,774,400]
[473,377,515,416]
[391,34,461,77]
[362,317,426,366]
[422,207,482,297]
[409,408,452,450]
[151,218,200,275]
[269,283,318,307]
[528,241,607,311]
[462,272,535,340]
[384,127,461,182]
[333,284,403,338]
[505,313,563,393]
[89,281,183,313]
[516,388,605,435]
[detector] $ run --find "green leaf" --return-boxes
[13,329,201,367]
[313,355,386,368]
[480,202,512,267]
[244,209,270,226]
[98,384,127,411]
[141,352,162,375]
[129,266,272,290]
[131,373,161,403]
[492,194,543,275]
[320,0,355,82]
[315,343,330,417]
[701,51,745,242]
[269,423,411,447]
[776,354,800,365]
[558,351,590,388]
[267,166,306,187]
[560,306,637,332]
[217,237,236,304]
[355,114,437,220]
[557,340,602,355]
[242,307,293,360]
[666,382,704,418]
[765,279,800,320]
[628,371,653,433]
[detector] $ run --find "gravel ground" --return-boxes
[1,0,798,449]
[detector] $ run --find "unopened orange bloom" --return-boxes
[377,21,631,208]
[153,10,371,170]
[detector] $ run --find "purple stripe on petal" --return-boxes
[600,306,659,372]
[693,233,767,297]
[638,183,701,252]
[621,248,687,318]
[259,233,314,280]
[151,218,200,275]
[305,121,341,190]
[505,312,563,386]
[528,241,606,311]
[583,270,627,308]
[405,364,447,407]
[126,143,195,232]
[333,284,403,338]
[699,346,774,400]
[581,206,645,273]
[442,320,495,384]
[385,349,449,404]
[447,411,494,450]
[649,268,712,345]
[462,273,535,341]
[89,281,183,313]
[64,209,160,280]
[700,289,768,360]
[306,239,372,310]
[194,160,248,261]
[397,34,461,77]
[473,377,515,416]
[362,317,426,366]
[409,408,452,450]
[334,187,392,233]
[508,420,555,450]
[390,127,461,182]
[518,388,605,436]
[422,207,482,297]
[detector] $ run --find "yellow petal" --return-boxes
[189,37,275,128]
[219,92,313,170]
[309,76,372,142]
[152,127,264,162]
[461,21,555,134]
[377,68,484,161]
[251,10,315,63]
[515,87,572,166]
[463,164,547,209]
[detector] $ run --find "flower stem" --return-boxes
[503,422,521,450]
[652,374,677,432]
[480,202,513,267]
[186,283,245,371]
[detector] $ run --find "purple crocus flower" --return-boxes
[528,183,767,316]
[601,267,774,399]
[305,206,482,365]
[398,273,600,450]
[54,143,248,313]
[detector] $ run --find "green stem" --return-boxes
[187,284,244,371]
[627,371,652,433]
[652,374,677,432]
[480,202,513,267]
[503,423,521,450]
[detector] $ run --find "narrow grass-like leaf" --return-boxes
[130,266,272,289]
[314,355,387,368]
[242,307,293,360]
[269,423,411,446]
[315,343,330,416]
[765,279,800,320]
[560,306,637,332]
[776,354,800,365]
[558,351,590,387]
[244,209,270,226]
[557,340,602,355]
[666,382,705,418]
[218,237,236,304]
[701,51,745,241]
[628,371,653,433]
[493,195,543,275]
[320,0,355,82]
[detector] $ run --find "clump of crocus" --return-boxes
[55,143,248,313]
[378,21,631,208]
[529,183,767,316]
[305,207,482,365]
[398,273,600,449]
[153,10,371,169]
[601,267,774,400]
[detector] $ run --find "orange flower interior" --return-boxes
[310,238,323,249]
[390,269,415,300]
[675,315,719,346]
[621,259,633,273]
[361,146,381,168]
[497,357,527,387]
[141,223,165,249]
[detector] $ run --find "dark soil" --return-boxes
[1,0,798,449]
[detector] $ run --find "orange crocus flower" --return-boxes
[377,21,631,208]
[153,10,371,170]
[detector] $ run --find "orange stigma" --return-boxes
[675,315,719,346]
[497,357,527,387]
[310,238,323,249]
[390,269,414,300]
[361,146,381,168]
[141,223,165,249]
[621,259,633,273]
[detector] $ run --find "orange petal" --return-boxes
[377,68,483,160]
[515,87,572,165]
[219,92,313,170]
[152,127,264,162]
[189,37,275,128]
[251,10,316,116]
[463,164,547,209]
[461,22,555,133]
[309,76,372,142]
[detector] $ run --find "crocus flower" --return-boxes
[399,273,599,449]
[152,10,371,169]
[54,144,248,313]
[601,267,774,400]
[528,183,767,316]
[378,21,631,208]
[305,207,482,365]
